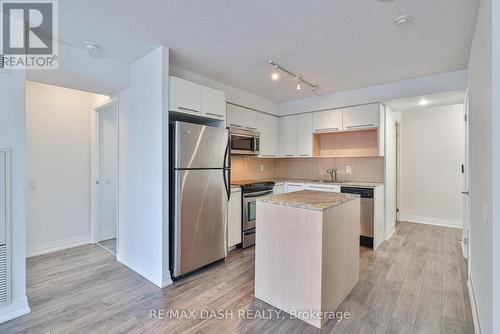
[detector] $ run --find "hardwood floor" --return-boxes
[0,222,474,334]
[98,238,117,254]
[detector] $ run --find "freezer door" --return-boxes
[172,169,228,277]
[173,122,229,169]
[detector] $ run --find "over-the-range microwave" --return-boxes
[229,127,260,155]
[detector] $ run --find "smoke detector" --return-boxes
[84,42,103,58]
[394,15,413,25]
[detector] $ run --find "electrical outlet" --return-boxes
[260,164,264,172]
[345,165,353,174]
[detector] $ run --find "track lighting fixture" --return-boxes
[269,60,319,96]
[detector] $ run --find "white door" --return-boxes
[297,113,313,157]
[280,115,298,157]
[462,94,470,260]
[97,104,118,253]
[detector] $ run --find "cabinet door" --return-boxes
[280,115,298,157]
[169,76,201,115]
[258,112,280,157]
[312,109,343,133]
[201,86,226,120]
[342,103,380,130]
[285,183,305,193]
[228,189,242,248]
[227,104,257,130]
[297,113,313,157]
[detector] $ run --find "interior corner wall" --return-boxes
[0,70,29,322]
[25,81,109,257]
[400,104,464,228]
[117,46,170,288]
[467,0,493,332]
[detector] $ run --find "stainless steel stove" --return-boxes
[240,181,275,248]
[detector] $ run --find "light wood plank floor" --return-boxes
[0,222,474,334]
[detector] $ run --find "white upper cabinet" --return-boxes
[169,76,201,115]
[297,113,313,157]
[169,76,226,120]
[201,86,226,119]
[257,112,280,157]
[280,115,298,157]
[312,109,343,133]
[227,104,258,130]
[342,103,380,131]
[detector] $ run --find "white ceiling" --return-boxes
[385,90,466,111]
[58,0,478,102]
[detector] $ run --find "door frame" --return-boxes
[90,98,119,253]
[462,92,471,267]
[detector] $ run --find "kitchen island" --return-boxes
[255,190,360,328]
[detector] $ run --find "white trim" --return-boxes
[117,250,173,288]
[467,278,482,334]
[385,224,396,240]
[0,296,30,324]
[0,149,12,307]
[91,98,119,253]
[400,214,463,229]
[27,235,90,258]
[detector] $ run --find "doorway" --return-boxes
[93,99,118,255]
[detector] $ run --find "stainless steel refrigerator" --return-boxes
[170,121,231,279]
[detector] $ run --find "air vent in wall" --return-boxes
[0,150,11,306]
[0,55,4,70]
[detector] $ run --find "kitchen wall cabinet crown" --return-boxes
[169,76,226,121]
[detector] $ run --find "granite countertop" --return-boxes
[258,190,359,211]
[231,178,383,188]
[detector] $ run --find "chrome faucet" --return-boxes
[327,169,337,182]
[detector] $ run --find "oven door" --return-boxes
[242,190,273,231]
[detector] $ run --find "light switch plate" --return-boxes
[345,165,353,174]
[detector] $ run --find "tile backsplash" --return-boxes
[231,156,384,183]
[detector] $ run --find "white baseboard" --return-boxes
[27,234,91,257]
[467,278,482,334]
[385,224,396,240]
[0,296,30,324]
[97,230,116,242]
[117,250,172,289]
[400,214,462,229]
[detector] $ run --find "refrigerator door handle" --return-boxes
[223,132,231,200]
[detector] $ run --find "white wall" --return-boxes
[117,46,171,288]
[278,70,467,115]
[25,81,108,256]
[0,70,30,322]
[170,66,278,115]
[384,107,397,239]
[467,0,494,333]
[399,104,464,228]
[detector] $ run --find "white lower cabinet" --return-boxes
[285,183,306,193]
[228,188,242,248]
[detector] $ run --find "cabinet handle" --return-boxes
[178,106,200,113]
[299,154,310,156]
[229,123,243,128]
[206,112,223,118]
[260,154,276,157]
[284,154,295,157]
[246,127,258,131]
[314,127,339,132]
[346,124,375,129]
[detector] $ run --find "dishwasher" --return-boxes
[341,186,374,248]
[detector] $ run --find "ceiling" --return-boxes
[385,90,466,111]
[58,0,479,102]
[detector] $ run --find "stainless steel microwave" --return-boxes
[229,127,260,155]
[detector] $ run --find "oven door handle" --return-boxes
[244,190,273,198]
